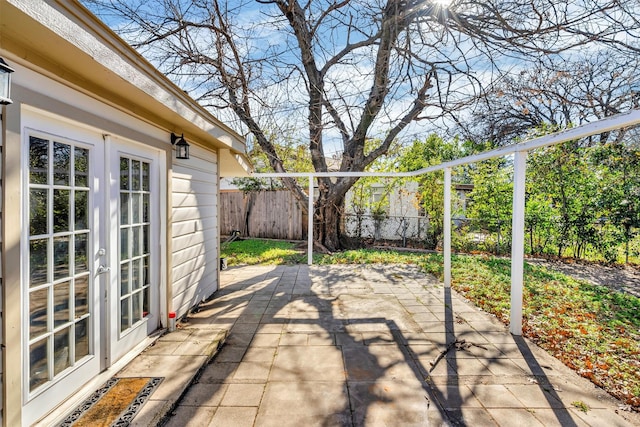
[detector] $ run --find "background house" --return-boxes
[344,179,473,243]
[0,1,249,425]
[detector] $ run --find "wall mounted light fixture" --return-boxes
[171,133,190,159]
[0,57,15,105]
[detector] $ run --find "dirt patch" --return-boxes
[526,258,640,298]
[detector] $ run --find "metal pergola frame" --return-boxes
[254,109,640,335]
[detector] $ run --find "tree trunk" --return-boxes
[242,191,257,237]
[314,199,344,252]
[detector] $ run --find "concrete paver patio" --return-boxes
[158,264,637,426]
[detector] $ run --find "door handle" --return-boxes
[97,265,111,275]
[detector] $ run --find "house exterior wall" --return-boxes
[344,181,471,242]
[344,181,424,241]
[171,145,220,318]
[0,67,174,426]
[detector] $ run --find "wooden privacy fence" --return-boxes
[220,190,306,240]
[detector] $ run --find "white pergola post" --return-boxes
[308,175,314,265]
[510,151,528,335]
[443,167,452,287]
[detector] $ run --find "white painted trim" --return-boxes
[101,134,112,371]
[509,151,527,335]
[308,176,314,265]
[443,168,452,288]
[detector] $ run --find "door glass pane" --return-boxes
[132,292,142,322]
[143,225,150,254]
[142,162,150,191]
[53,190,70,232]
[120,228,129,260]
[132,193,140,224]
[143,286,150,318]
[120,263,130,296]
[54,281,71,327]
[27,135,94,392]
[75,276,89,317]
[30,339,49,391]
[143,256,149,286]
[131,160,140,191]
[132,259,141,290]
[29,137,49,184]
[75,233,89,273]
[53,236,70,280]
[132,226,141,257]
[121,298,130,332]
[143,193,150,222]
[54,328,71,376]
[30,239,48,287]
[74,147,89,187]
[30,288,48,339]
[30,189,48,236]
[120,193,129,225]
[75,190,88,230]
[53,142,71,185]
[75,319,89,362]
[120,157,129,190]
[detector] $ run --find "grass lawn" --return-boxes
[222,238,306,265]
[221,239,640,408]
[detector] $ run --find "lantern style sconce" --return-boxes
[0,57,15,105]
[171,133,190,159]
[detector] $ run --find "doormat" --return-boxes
[58,377,163,427]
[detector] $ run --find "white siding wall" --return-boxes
[345,181,423,240]
[171,146,219,317]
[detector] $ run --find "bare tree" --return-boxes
[461,53,640,146]
[85,0,640,251]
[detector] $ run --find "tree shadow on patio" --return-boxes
[167,264,591,426]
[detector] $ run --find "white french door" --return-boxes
[107,140,161,364]
[23,128,104,426]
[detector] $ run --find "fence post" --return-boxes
[401,217,407,247]
[444,167,452,287]
[510,151,527,335]
[308,175,314,265]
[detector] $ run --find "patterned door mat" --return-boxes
[58,377,163,427]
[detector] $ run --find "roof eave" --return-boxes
[1,0,248,161]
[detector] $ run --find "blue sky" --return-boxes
[82,0,640,156]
